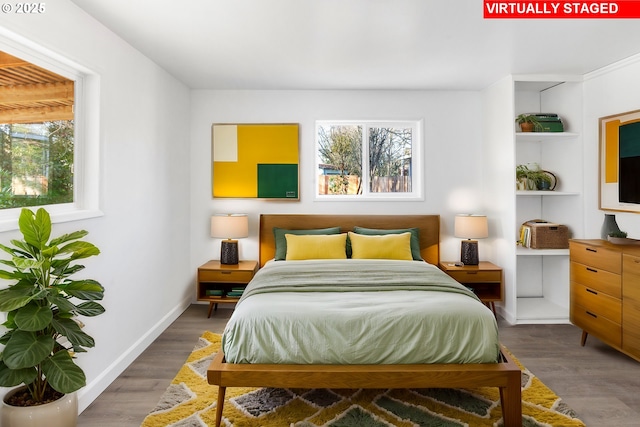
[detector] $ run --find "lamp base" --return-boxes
[460,240,479,265]
[220,240,239,265]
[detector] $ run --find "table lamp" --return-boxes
[454,214,488,266]
[211,214,249,265]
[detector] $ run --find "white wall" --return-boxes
[0,1,192,412]
[583,55,640,239]
[190,90,489,267]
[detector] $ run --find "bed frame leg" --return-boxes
[215,386,226,427]
[499,372,522,427]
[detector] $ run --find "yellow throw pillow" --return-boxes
[348,231,413,260]
[285,233,348,260]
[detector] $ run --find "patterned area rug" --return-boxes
[141,331,585,427]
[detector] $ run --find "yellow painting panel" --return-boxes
[213,162,257,198]
[604,119,619,184]
[237,124,299,164]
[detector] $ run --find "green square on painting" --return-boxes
[257,164,298,199]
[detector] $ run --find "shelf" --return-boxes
[516,190,579,196]
[516,297,570,324]
[516,247,569,256]
[515,132,579,142]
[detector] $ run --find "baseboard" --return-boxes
[76,296,193,413]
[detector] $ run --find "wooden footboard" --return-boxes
[207,345,522,427]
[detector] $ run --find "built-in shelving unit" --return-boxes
[512,78,584,324]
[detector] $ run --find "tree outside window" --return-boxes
[316,121,420,199]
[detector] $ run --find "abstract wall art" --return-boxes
[212,123,299,199]
[600,109,640,213]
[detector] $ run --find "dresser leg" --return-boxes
[580,330,588,346]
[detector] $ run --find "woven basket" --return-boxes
[524,220,569,249]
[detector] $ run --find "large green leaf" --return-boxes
[13,256,42,271]
[58,241,100,259]
[15,302,53,331]
[3,330,54,370]
[0,286,34,312]
[75,301,105,317]
[48,295,77,315]
[62,280,104,300]
[0,361,37,388]
[49,230,89,247]
[41,350,86,394]
[18,208,51,250]
[51,317,95,349]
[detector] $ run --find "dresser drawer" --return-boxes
[571,282,621,324]
[198,269,254,283]
[571,304,621,348]
[570,241,621,274]
[570,261,621,298]
[446,270,501,284]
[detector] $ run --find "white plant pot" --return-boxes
[1,386,77,427]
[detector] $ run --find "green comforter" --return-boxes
[222,259,500,364]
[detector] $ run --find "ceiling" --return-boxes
[62,0,640,90]
[0,52,74,124]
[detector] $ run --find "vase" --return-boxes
[1,387,77,427]
[601,214,621,239]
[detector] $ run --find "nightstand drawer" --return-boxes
[198,269,254,283]
[571,282,621,323]
[570,261,621,298]
[446,270,501,283]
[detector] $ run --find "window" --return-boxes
[316,120,422,200]
[0,37,101,230]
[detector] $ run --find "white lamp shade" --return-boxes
[211,214,249,239]
[454,214,488,239]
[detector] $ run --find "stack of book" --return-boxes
[204,289,224,297]
[226,287,245,298]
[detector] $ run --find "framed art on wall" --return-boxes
[212,123,299,199]
[600,109,640,213]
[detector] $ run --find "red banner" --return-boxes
[484,1,640,18]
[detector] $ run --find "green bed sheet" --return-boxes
[222,259,500,365]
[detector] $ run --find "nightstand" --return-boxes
[439,261,503,316]
[197,260,258,317]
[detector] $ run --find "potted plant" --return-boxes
[0,208,104,427]
[515,114,543,132]
[608,230,630,244]
[516,164,555,191]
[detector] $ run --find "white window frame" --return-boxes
[0,29,102,231]
[315,119,423,201]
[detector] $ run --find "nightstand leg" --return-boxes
[207,302,215,318]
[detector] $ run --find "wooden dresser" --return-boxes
[570,239,640,362]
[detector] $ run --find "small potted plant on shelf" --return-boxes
[516,164,555,191]
[515,114,543,132]
[0,208,104,427]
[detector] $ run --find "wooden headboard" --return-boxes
[259,214,440,267]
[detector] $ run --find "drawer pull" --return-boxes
[586,267,598,273]
[586,288,598,295]
[586,247,597,253]
[586,311,598,318]
[466,272,478,275]
[221,271,232,274]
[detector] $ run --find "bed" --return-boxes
[207,214,522,426]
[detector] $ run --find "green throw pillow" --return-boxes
[350,226,423,261]
[273,227,342,260]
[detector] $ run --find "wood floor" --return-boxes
[78,304,640,426]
